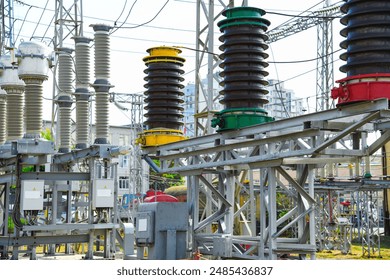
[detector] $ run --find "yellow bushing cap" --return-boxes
[138,129,186,147]
[143,46,185,65]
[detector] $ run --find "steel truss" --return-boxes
[358,190,381,257]
[143,98,390,259]
[110,93,147,221]
[315,189,352,254]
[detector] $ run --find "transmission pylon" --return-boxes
[316,0,335,111]
[0,0,15,54]
[51,0,84,147]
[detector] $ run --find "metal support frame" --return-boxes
[359,190,381,257]
[0,142,121,259]
[143,98,390,259]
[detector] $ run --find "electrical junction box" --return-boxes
[92,179,115,209]
[135,211,155,245]
[21,180,44,211]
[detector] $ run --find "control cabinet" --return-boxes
[21,180,44,211]
[92,179,115,209]
[135,202,188,260]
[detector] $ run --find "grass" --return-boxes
[316,236,390,260]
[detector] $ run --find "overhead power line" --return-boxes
[269,49,342,64]
[111,0,138,35]
[113,0,170,30]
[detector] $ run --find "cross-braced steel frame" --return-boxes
[143,98,390,259]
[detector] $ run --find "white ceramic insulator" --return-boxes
[94,30,110,80]
[4,87,24,140]
[58,51,73,94]
[95,91,109,141]
[24,78,44,138]
[76,99,90,146]
[59,106,72,150]
[0,90,6,144]
[57,50,73,151]
[75,40,91,88]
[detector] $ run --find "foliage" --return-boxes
[41,128,53,141]
[149,159,184,189]
[316,236,390,260]
[20,129,52,172]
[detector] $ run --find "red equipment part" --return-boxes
[143,194,179,203]
[331,73,390,105]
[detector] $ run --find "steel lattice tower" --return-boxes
[0,0,15,54]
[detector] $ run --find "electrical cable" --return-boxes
[114,0,170,30]
[173,45,218,56]
[38,13,55,46]
[267,10,341,19]
[30,0,49,40]
[268,0,326,33]
[273,57,341,86]
[269,49,342,64]
[269,45,290,118]
[14,5,32,44]
[110,0,138,35]
[113,0,129,26]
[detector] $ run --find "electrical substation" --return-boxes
[0,0,390,261]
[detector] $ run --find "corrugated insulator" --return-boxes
[74,36,92,89]
[57,48,74,153]
[74,36,93,149]
[91,24,113,144]
[143,46,185,131]
[218,7,270,109]
[340,0,390,76]
[5,87,24,140]
[0,89,6,145]
[75,97,90,148]
[23,78,44,138]
[93,25,110,80]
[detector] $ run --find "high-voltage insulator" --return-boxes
[91,24,113,144]
[0,55,25,141]
[211,7,274,131]
[0,89,6,145]
[55,48,74,153]
[136,46,186,147]
[73,36,93,149]
[17,41,52,139]
[332,0,390,105]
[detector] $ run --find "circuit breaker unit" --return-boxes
[136,202,188,260]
